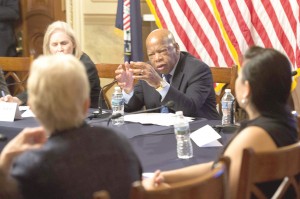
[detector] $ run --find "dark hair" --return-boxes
[242,46,292,116]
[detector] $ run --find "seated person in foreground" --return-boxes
[0,55,142,199]
[143,46,298,199]
[0,21,104,108]
[115,29,220,119]
[0,168,21,199]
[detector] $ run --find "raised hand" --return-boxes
[0,127,47,173]
[130,61,162,88]
[115,62,134,93]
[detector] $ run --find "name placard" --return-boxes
[0,102,22,122]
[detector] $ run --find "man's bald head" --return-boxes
[146,29,176,48]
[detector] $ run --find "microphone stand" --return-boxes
[90,79,117,119]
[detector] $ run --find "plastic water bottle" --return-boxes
[111,86,124,125]
[221,89,235,125]
[174,111,193,159]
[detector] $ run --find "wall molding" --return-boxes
[84,14,116,25]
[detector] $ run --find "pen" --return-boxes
[1,90,5,97]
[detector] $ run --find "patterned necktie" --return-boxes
[160,74,172,113]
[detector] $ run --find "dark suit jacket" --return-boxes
[11,123,142,199]
[0,0,19,56]
[0,68,9,95]
[125,52,220,120]
[16,53,106,109]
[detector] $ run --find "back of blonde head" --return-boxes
[43,21,82,58]
[27,55,90,133]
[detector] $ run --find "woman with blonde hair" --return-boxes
[0,55,142,199]
[1,21,105,108]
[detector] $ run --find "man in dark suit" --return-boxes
[115,29,220,119]
[0,55,142,199]
[0,0,19,56]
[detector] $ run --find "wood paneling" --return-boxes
[17,0,66,57]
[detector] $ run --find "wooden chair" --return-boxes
[0,56,33,95]
[130,157,230,199]
[210,65,238,113]
[95,63,119,109]
[237,142,300,199]
[92,190,110,199]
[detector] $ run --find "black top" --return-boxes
[79,53,104,108]
[238,115,298,147]
[11,123,142,199]
[220,114,298,198]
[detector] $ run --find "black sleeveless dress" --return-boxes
[220,114,298,198]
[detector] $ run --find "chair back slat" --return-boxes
[0,56,33,95]
[210,65,238,113]
[130,156,230,199]
[237,142,300,199]
[95,63,119,109]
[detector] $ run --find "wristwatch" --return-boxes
[156,80,168,91]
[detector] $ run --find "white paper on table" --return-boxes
[19,106,30,111]
[21,109,35,117]
[190,124,222,147]
[124,113,194,126]
[0,102,22,121]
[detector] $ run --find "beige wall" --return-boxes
[82,0,155,64]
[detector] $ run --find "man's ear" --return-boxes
[174,43,180,52]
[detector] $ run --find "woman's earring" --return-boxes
[241,98,248,107]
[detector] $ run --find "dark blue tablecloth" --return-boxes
[0,113,235,172]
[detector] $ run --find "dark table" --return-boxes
[0,113,235,172]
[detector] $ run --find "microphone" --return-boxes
[107,100,175,126]
[90,79,117,119]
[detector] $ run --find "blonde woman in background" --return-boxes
[1,21,105,108]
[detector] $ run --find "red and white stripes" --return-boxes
[146,0,300,74]
[123,0,131,41]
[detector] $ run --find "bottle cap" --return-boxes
[225,89,231,93]
[114,86,121,91]
[175,111,183,116]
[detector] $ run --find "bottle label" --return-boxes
[111,98,124,106]
[221,101,232,109]
[174,126,189,135]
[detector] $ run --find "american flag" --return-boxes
[146,0,300,89]
[116,0,144,62]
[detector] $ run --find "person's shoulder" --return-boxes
[180,51,209,68]
[229,125,277,152]
[80,52,92,62]
[85,125,129,143]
